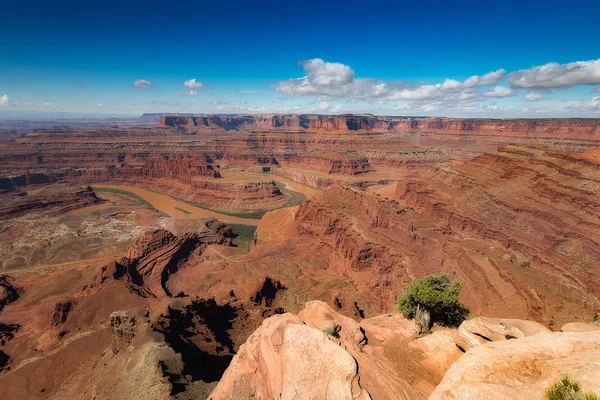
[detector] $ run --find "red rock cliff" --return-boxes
[158,114,600,140]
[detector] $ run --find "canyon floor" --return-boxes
[0,114,599,399]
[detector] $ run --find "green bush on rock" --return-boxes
[545,375,599,400]
[322,324,340,338]
[397,273,470,334]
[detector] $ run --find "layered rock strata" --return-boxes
[159,114,600,140]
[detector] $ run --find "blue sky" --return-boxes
[1,0,599,117]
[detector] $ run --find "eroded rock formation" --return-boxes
[209,313,370,400]
[0,223,292,399]
[0,276,20,311]
[210,301,446,399]
[430,331,600,400]
[211,301,600,400]
[291,145,600,325]
[454,317,550,350]
[0,183,101,221]
[159,114,600,140]
[117,225,236,298]
[561,322,600,332]
[0,115,599,399]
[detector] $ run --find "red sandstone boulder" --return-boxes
[409,329,463,375]
[455,317,550,350]
[430,331,600,400]
[359,313,416,343]
[561,322,600,332]
[299,305,451,399]
[298,300,366,350]
[208,313,370,400]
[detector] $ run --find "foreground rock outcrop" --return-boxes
[209,313,370,400]
[455,317,550,350]
[210,302,600,400]
[209,301,600,400]
[431,331,600,400]
[561,322,600,332]
[3,250,600,400]
[211,301,456,400]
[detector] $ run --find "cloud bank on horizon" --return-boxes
[274,59,508,100]
[269,58,600,117]
[2,58,600,117]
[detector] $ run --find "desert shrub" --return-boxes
[545,375,599,400]
[322,324,340,338]
[397,273,469,333]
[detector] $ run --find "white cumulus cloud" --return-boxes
[133,79,152,89]
[303,59,355,87]
[559,96,600,111]
[507,59,600,89]
[275,58,505,103]
[483,86,516,98]
[0,95,8,106]
[463,69,506,88]
[523,92,544,101]
[441,79,463,91]
[275,58,356,97]
[459,90,479,102]
[184,79,204,90]
[386,85,448,101]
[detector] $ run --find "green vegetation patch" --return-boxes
[175,207,193,215]
[229,224,257,244]
[322,324,340,338]
[398,273,470,331]
[92,187,155,209]
[545,375,599,400]
[186,202,267,219]
[275,181,307,208]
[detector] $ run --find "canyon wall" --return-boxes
[0,183,101,221]
[159,114,600,140]
[292,145,600,325]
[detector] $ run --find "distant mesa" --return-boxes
[156,113,600,140]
